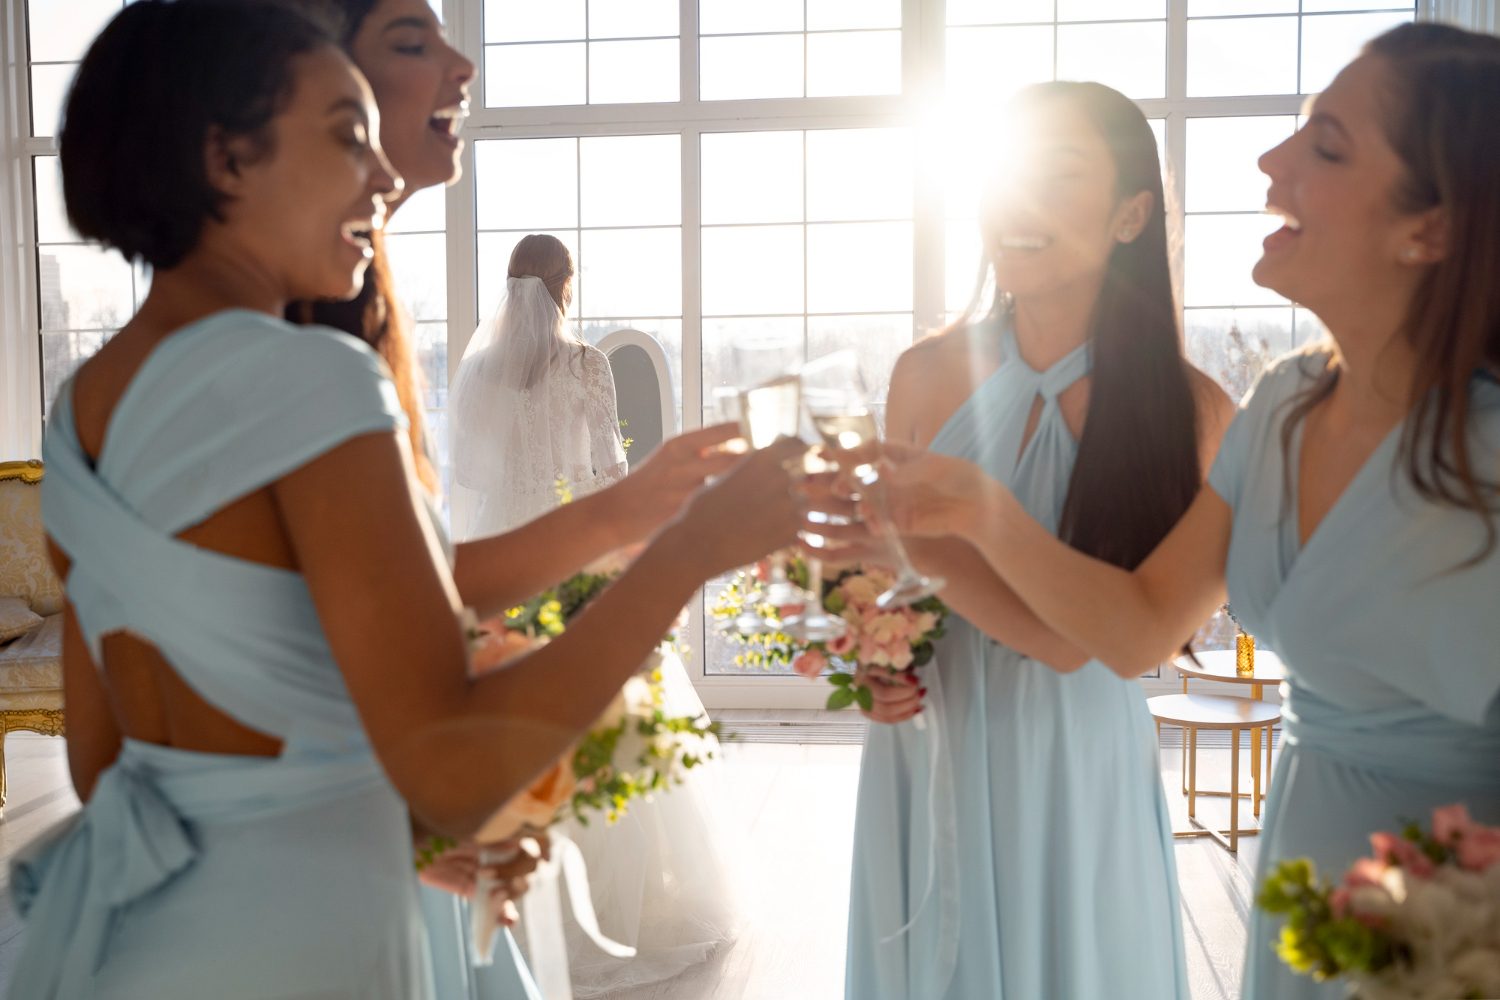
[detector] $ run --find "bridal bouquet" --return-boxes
[712,559,947,712]
[468,558,717,835]
[1257,803,1500,1000]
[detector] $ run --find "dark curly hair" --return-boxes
[60,0,336,270]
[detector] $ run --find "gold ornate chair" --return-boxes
[0,460,66,813]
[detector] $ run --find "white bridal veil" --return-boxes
[449,275,628,540]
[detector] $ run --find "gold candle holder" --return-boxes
[1236,630,1256,677]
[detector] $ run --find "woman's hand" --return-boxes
[857,667,924,725]
[419,830,551,929]
[872,444,998,540]
[610,424,746,539]
[675,438,808,579]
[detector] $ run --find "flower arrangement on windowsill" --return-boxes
[712,557,947,712]
[1258,803,1500,1000]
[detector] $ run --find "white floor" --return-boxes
[0,724,1264,999]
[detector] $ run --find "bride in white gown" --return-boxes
[449,234,742,996]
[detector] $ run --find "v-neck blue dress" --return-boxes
[1209,352,1500,999]
[844,323,1189,1000]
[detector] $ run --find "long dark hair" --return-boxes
[281,0,438,492]
[960,81,1201,571]
[1282,23,1500,560]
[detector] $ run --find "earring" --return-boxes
[1400,246,1421,263]
[1117,228,1134,241]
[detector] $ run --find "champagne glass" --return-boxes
[726,331,813,630]
[800,350,944,610]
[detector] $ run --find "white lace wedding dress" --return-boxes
[449,276,741,996]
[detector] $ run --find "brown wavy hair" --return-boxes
[283,0,437,492]
[958,82,1202,572]
[1281,23,1500,561]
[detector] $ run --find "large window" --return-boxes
[10,0,1424,700]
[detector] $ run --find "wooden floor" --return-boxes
[0,726,1262,1000]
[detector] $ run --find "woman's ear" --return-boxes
[203,126,261,200]
[1113,190,1154,244]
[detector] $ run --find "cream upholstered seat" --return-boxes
[0,460,66,812]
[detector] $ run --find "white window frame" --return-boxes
[1,0,1459,704]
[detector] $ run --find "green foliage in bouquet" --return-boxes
[502,570,617,638]
[1257,858,1394,980]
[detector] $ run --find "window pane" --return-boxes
[414,321,451,411]
[388,184,446,234]
[946,25,1054,109]
[485,0,584,42]
[384,234,448,322]
[1189,0,1297,13]
[29,62,75,138]
[39,244,133,330]
[700,35,803,100]
[947,0,1053,24]
[579,228,680,318]
[1184,307,1294,402]
[1058,0,1164,20]
[27,0,120,63]
[1303,0,1411,10]
[1184,214,1286,307]
[1301,12,1411,94]
[588,0,678,38]
[475,139,578,230]
[476,230,580,321]
[701,132,803,225]
[702,317,806,397]
[581,135,681,227]
[807,31,902,98]
[32,156,74,244]
[806,129,911,223]
[41,328,109,410]
[1188,16,1298,97]
[807,222,912,314]
[807,313,912,403]
[808,0,901,31]
[702,226,803,315]
[485,42,587,107]
[1185,116,1295,213]
[589,39,680,103]
[946,222,987,315]
[1057,21,1165,100]
[699,0,802,35]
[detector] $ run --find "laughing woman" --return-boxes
[840,81,1232,1000]
[878,25,1500,1000]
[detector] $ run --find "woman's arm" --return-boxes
[46,542,122,802]
[451,424,742,619]
[276,430,803,838]
[882,453,1232,676]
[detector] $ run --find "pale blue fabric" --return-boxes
[845,320,1189,1000]
[11,310,437,998]
[1210,353,1500,1000]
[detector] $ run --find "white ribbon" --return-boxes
[471,830,636,998]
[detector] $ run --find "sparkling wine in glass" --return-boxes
[801,351,944,610]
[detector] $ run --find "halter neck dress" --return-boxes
[844,319,1189,1000]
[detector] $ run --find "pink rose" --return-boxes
[1433,803,1477,847]
[886,642,916,671]
[1369,831,1436,878]
[841,575,882,608]
[827,632,856,657]
[1330,887,1352,919]
[1343,857,1387,890]
[1456,826,1500,872]
[793,649,829,680]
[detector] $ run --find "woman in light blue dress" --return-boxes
[839,82,1232,999]
[11,4,802,996]
[877,25,1500,1000]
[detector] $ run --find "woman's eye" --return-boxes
[395,45,425,55]
[1313,146,1343,163]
